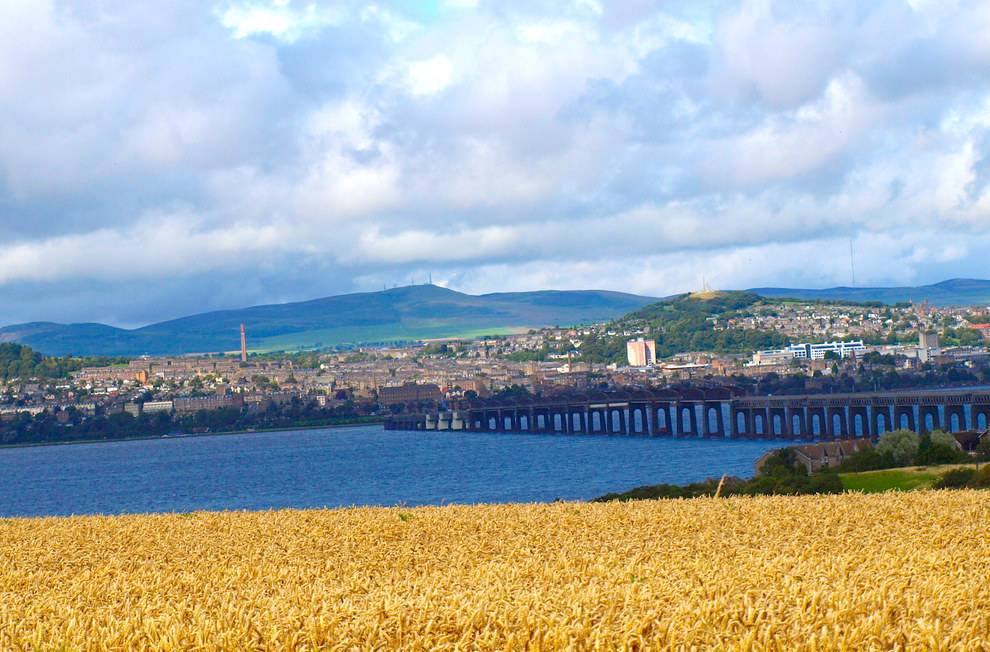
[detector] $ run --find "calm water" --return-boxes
[0,426,781,517]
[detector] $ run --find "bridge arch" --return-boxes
[874,410,888,435]
[707,407,721,435]
[679,406,695,435]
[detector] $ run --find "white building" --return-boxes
[142,400,174,414]
[751,340,866,366]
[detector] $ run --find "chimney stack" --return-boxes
[240,323,247,363]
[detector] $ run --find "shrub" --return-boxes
[933,468,976,489]
[928,430,960,450]
[917,431,968,466]
[837,448,897,472]
[875,430,920,467]
[975,438,990,462]
[968,465,990,488]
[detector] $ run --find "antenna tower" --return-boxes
[849,238,857,287]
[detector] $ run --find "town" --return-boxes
[3,292,990,445]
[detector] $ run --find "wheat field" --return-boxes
[2,491,990,650]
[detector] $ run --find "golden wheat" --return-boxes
[2,491,990,650]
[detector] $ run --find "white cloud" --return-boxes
[219,1,344,43]
[405,54,454,96]
[4,0,990,324]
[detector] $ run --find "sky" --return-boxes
[2,0,990,327]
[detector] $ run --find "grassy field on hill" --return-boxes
[0,285,656,355]
[3,492,990,649]
[839,463,979,493]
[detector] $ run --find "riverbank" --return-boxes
[0,416,384,450]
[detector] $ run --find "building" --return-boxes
[756,439,873,475]
[972,324,990,340]
[378,383,442,406]
[752,340,866,365]
[919,330,940,350]
[919,330,941,363]
[142,400,174,414]
[626,338,657,367]
[173,394,244,414]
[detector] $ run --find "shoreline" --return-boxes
[0,418,385,450]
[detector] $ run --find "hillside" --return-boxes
[578,291,791,363]
[749,278,990,306]
[0,285,657,356]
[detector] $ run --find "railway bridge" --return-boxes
[383,387,990,439]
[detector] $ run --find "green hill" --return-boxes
[749,278,990,306]
[577,291,792,363]
[0,285,657,356]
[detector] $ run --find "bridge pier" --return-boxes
[676,402,699,437]
[919,405,941,434]
[872,405,893,436]
[731,408,747,438]
[768,406,789,438]
[945,404,967,432]
[629,403,649,434]
[786,407,809,439]
[652,403,673,436]
[971,404,990,431]
[892,405,915,432]
[825,407,847,438]
[703,401,725,438]
[848,406,870,438]
[750,407,769,439]
[608,406,627,435]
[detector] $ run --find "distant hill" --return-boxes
[748,279,990,307]
[0,285,658,356]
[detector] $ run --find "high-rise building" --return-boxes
[919,331,940,351]
[919,330,940,363]
[626,338,656,367]
[240,323,248,363]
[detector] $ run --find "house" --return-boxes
[756,439,873,475]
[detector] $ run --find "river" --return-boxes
[0,426,782,517]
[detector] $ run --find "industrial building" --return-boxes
[751,340,866,366]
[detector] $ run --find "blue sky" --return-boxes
[2,0,990,326]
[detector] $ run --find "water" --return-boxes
[0,426,781,517]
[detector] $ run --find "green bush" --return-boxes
[836,448,897,472]
[917,431,968,466]
[934,468,976,489]
[928,430,959,449]
[875,430,920,466]
[975,438,990,462]
[968,465,990,488]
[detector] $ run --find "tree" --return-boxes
[875,429,920,467]
[917,430,967,465]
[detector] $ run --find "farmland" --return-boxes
[3,492,990,649]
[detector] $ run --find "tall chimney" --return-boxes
[240,323,247,363]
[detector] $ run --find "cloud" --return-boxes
[2,0,990,326]
[219,0,345,43]
[404,54,454,96]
